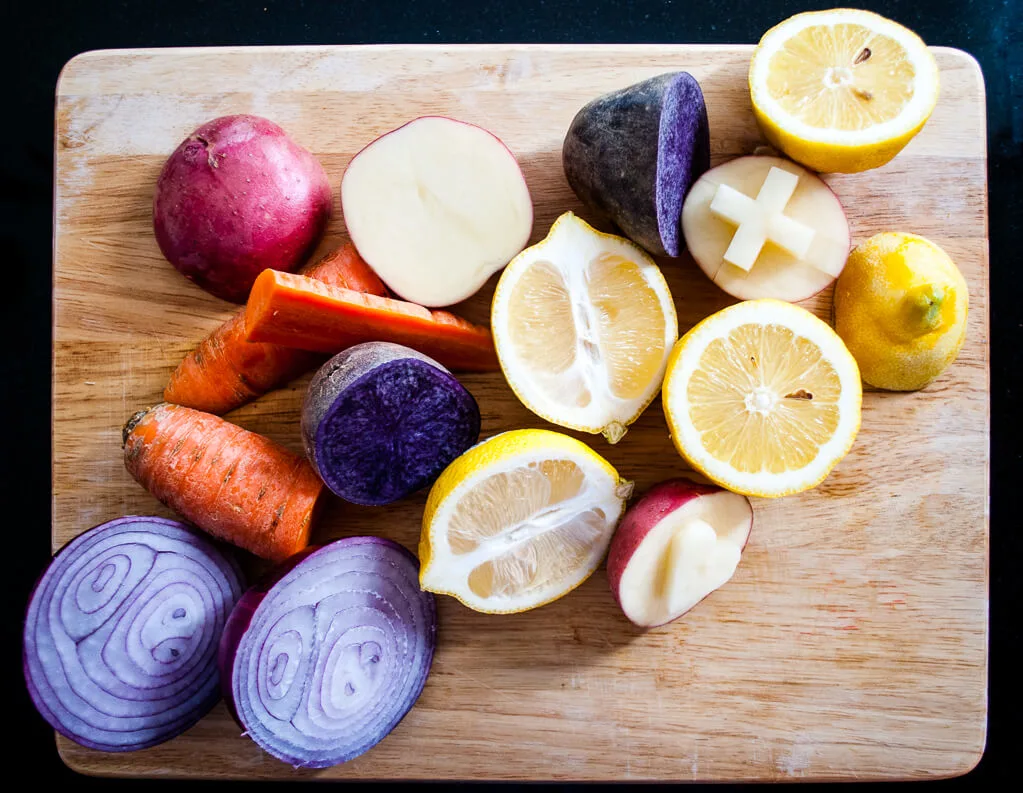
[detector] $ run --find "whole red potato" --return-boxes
[154,115,332,303]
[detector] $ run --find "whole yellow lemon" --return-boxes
[834,233,968,391]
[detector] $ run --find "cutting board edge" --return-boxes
[48,42,991,783]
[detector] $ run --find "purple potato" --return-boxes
[302,342,481,506]
[562,72,710,258]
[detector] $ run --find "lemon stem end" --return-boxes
[615,480,635,500]
[603,421,628,445]
[904,284,946,333]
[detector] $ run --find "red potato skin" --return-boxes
[608,477,754,627]
[606,478,722,611]
[154,114,333,303]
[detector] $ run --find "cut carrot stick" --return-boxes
[164,244,388,414]
[244,269,499,371]
[123,403,324,561]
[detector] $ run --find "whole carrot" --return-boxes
[164,244,388,414]
[123,403,324,561]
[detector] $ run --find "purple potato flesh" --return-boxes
[302,342,481,506]
[562,72,710,257]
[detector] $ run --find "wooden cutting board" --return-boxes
[52,44,988,781]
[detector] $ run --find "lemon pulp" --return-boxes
[749,9,940,173]
[765,23,917,131]
[493,212,677,443]
[688,322,843,474]
[663,299,861,498]
[448,460,607,599]
[420,429,630,613]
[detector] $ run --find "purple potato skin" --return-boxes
[562,72,710,258]
[154,114,333,303]
[302,342,481,506]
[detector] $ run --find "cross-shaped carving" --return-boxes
[708,166,816,272]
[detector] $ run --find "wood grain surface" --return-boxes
[52,44,988,781]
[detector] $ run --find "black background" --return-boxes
[4,0,1019,789]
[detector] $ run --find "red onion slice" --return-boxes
[23,516,244,752]
[221,536,436,768]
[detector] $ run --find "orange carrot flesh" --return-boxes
[164,244,388,414]
[306,242,390,294]
[123,403,324,562]
[244,269,499,371]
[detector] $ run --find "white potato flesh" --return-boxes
[682,156,850,302]
[617,490,752,627]
[341,117,533,307]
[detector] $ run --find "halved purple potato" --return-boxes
[562,72,710,258]
[301,342,481,506]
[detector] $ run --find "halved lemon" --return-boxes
[663,299,861,497]
[750,8,940,173]
[491,212,678,444]
[419,429,632,613]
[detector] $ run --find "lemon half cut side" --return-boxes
[420,429,632,613]
[750,8,940,173]
[663,299,862,497]
[491,212,678,444]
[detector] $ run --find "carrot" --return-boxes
[123,403,324,561]
[164,244,389,414]
[244,269,499,371]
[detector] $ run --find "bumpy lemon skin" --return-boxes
[418,428,629,613]
[748,10,940,174]
[834,232,968,391]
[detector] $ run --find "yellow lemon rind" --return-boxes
[833,232,969,391]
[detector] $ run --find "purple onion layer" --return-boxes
[23,516,244,752]
[220,536,437,768]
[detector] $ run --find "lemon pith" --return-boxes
[491,212,678,444]
[420,429,631,613]
[749,9,940,173]
[663,299,862,497]
[834,232,968,391]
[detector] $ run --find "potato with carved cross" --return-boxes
[681,156,850,302]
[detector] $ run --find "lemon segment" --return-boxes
[749,9,940,173]
[420,429,631,613]
[663,299,861,497]
[492,212,678,444]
